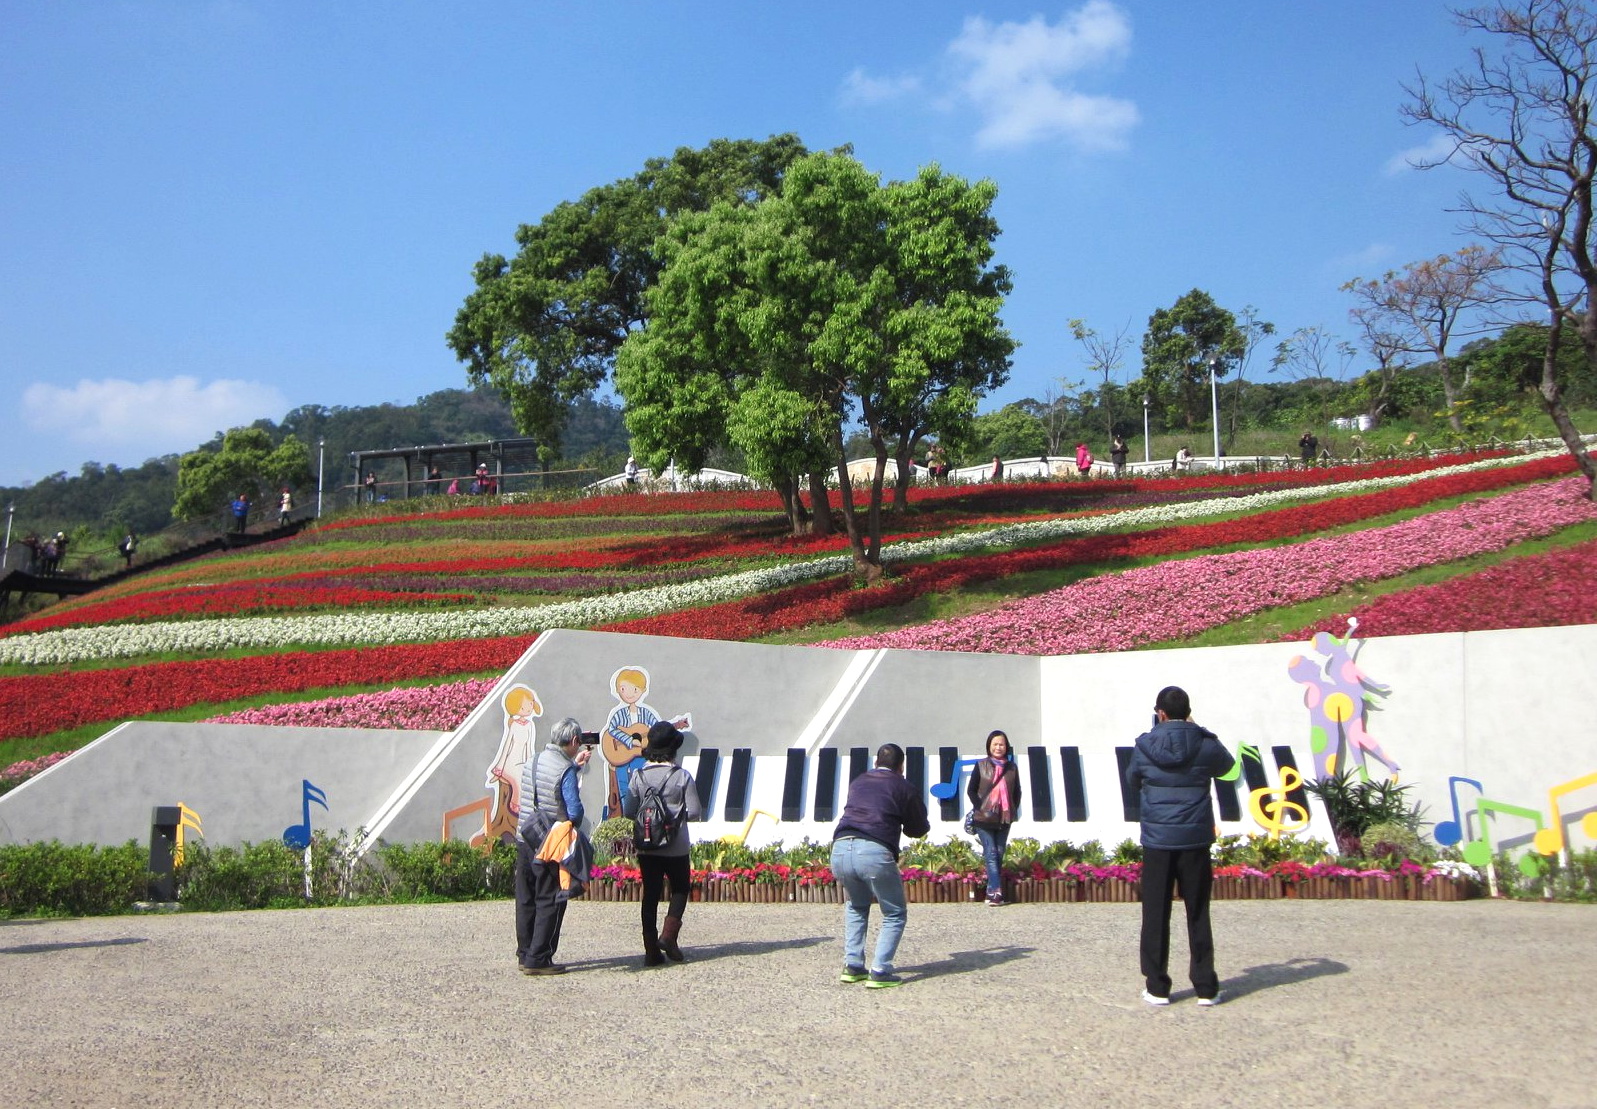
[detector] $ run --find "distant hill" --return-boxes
[0,388,631,543]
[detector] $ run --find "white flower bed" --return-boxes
[0,450,1557,667]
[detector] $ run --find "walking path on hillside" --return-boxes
[1,899,1589,1108]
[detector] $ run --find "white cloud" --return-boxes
[948,1,1138,151]
[21,375,288,455]
[840,67,922,106]
[1383,133,1460,175]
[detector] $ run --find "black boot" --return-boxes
[660,915,685,962]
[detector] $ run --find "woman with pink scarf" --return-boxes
[966,729,1023,906]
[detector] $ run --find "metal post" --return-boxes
[1142,396,1151,464]
[316,440,325,519]
[1208,355,1221,465]
[2,502,12,569]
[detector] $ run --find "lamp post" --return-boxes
[316,439,325,519]
[2,502,12,569]
[1142,395,1151,464]
[1207,354,1222,465]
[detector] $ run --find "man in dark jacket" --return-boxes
[830,743,931,989]
[1126,685,1236,1007]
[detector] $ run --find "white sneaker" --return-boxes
[1197,992,1222,1007]
[1141,989,1170,1006]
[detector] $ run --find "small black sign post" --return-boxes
[148,805,180,902]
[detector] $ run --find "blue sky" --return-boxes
[1,1,1486,488]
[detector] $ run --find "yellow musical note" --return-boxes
[719,809,780,846]
[1532,770,1597,857]
[1248,766,1311,841]
[174,803,203,867]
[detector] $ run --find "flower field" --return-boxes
[2,448,1593,774]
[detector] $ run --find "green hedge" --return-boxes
[0,841,151,917]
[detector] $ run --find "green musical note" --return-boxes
[1219,744,1262,782]
[1461,798,1546,877]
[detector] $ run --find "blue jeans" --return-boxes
[830,837,908,975]
[975,823,1011,895]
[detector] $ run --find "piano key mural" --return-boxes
[4,624,1595,874]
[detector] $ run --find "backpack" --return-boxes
[633,766,685,851]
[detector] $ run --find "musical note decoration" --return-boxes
[1218,744,1262,783]
[1433,775,1486,847]
[930,759,983,800]
[282,779,328,850]
[1460,798,1546,877]
[1248,765,1311,841]
[719,809,779,846]
[1532,771,1597,859]
[174,803,203,868]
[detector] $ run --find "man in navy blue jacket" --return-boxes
[830,743,931,989]
[1126,686,1236,1007]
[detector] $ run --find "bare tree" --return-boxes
[1226,305,1276,448]
[1342,247,1503,432]
[1069,318,1132,441]
[1404,0,1597,493]
[1345,305,1415,424]
[1272,326,1358,428]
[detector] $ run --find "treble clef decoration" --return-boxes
[1248,765,1311,841]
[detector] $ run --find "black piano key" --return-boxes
[1027,746,1053,822]
[1115,746,1141,823]
[1272,746,1311,812]
[1241,749,1269,793]
[1060,747,1087,822]
[906,747,926,802]
[692,748,719,820]
[814,748,840,823]
[781,749,806,822]
[938,746,961,821]
[1214,773,1242,823]
[848,747,869,783]
[723,748,752,823]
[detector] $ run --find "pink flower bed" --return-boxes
[827,476,1597,655]
[204,679,498,731]
[1284,538,1597,639]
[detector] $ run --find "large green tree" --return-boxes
[616,153,1013,577]
[1137,289,1245,434]
[172,428,311,524]
[445,135,811,454]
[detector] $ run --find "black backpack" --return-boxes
[633,766,685,851]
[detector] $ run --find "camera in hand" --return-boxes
[579,731,602,746]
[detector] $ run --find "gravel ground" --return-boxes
[0,898,1591,1108]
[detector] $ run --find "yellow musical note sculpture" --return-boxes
[1248,766,1311,841]
[719,809,780,846]
[1532,770,1597,862]
[174,803,203,867]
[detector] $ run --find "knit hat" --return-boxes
[642,721,683,760]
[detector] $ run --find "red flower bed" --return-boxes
[1,584,477,637]
[1285,537,1597,639]
[602,455,1578,641]
[0,636,536,742]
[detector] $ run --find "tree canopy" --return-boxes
[1137,289,1245,432]
[615,152,1013,576]
[172,428,311,523]
[445,135,812,454]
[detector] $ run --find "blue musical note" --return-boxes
[930,759,983,800]
[282,779,328,850]
[1433,775,1484,847]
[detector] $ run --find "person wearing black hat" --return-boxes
[622,721,702,966]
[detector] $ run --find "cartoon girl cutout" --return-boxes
[486,684,542,826]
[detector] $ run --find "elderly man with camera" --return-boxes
[514,718,593,976]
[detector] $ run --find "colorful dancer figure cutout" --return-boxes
[1287,618,1400,782]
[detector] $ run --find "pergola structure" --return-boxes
[348,437,568,501]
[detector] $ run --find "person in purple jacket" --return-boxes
[1126,685,1236,1007]
[830,743,930,990]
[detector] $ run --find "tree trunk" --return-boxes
[829,430,881,583]
[891,439,917,512]
[774,476,807,536]
[1437,355,1463,433]
[1546,330,1597,500]
[806,471,832,537]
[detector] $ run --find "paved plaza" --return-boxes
[0,897,1590,1108]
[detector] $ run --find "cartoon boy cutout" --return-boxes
[603,666,690,818]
